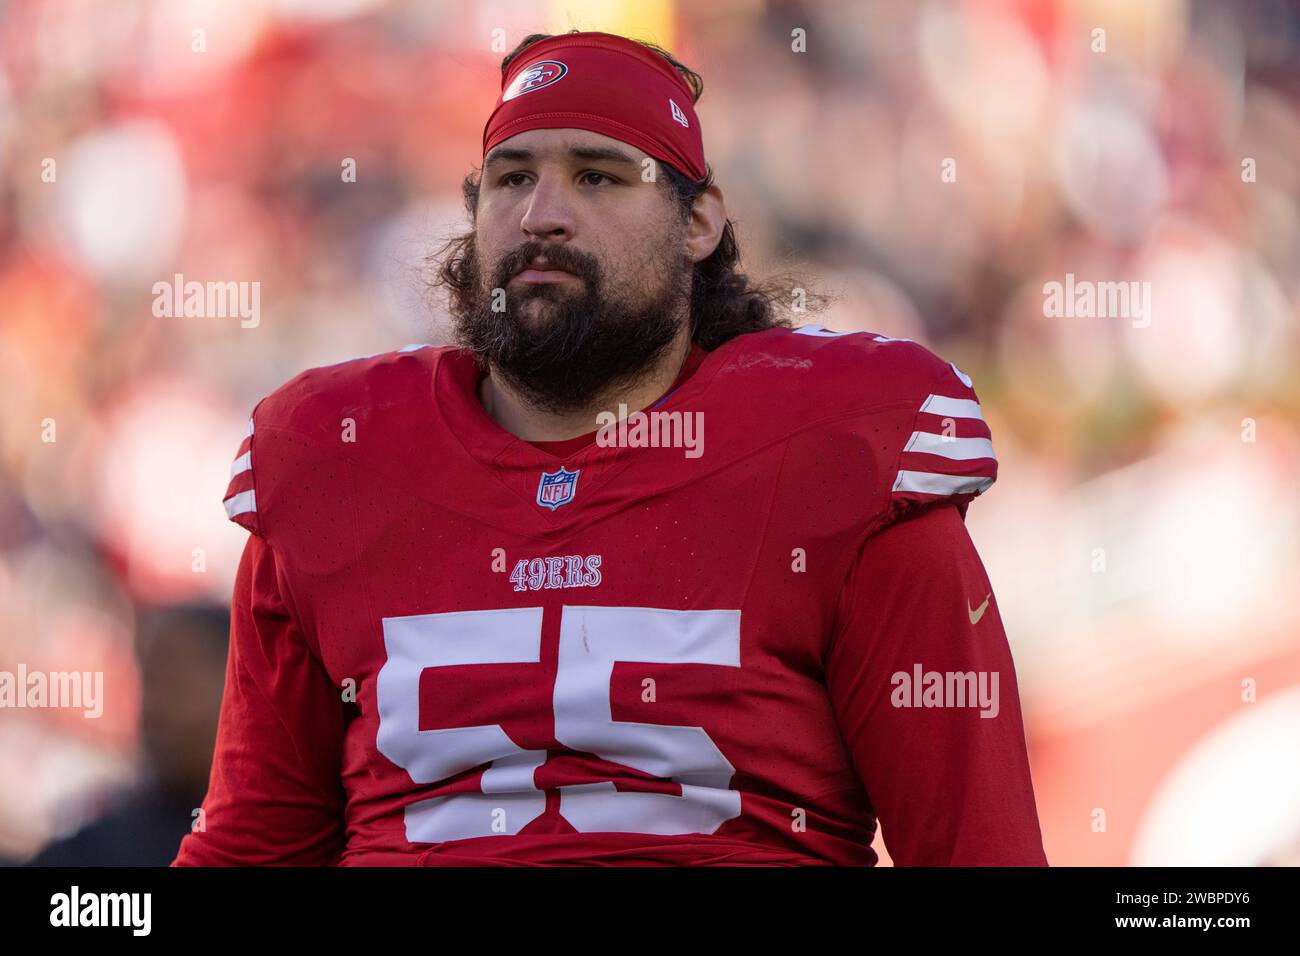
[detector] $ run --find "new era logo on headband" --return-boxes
[669,98,689,128]
[503,60,569,101]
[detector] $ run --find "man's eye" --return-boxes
[500,172,531,187]
[580,171,616,186]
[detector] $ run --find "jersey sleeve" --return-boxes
[824,502,1047,866]
[222,414,260,536]
[887,355,997,523]
[171,531,347,866]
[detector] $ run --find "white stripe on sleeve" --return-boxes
[903,432,996,461]
[892,470,994,496]
[223,489,257,519]
[918,394,984,422]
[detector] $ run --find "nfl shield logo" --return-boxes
[536,466,580,511]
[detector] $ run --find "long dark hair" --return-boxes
[431,31,826,351]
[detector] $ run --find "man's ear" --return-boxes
[684,184,726,264]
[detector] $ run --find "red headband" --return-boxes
[482,32,707,183]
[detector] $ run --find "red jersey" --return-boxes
[174,325,1046,866]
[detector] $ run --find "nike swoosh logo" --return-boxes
[968,593,991,625]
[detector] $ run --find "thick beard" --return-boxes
[452,236,691,415]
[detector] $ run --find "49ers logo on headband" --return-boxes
[502,60,568,101]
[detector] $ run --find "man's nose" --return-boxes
[519,175,576,241]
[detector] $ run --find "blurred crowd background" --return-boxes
[1,0,1298,866]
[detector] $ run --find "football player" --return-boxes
[174,30,1047,866]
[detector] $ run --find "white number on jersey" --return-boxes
[375,605,742,843]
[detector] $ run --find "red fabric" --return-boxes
[826,503,1047,865]
[177,328,1041,867]
[176,533,346,864]
[525,344,708,457]
[482,31,707,182]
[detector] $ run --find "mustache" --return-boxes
[494,241,600,287]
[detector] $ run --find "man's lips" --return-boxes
[511,256,581,284]
[513,268,579,284]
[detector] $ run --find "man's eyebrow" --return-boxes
[483,144,641,170]
[567,146,639,167]
[483,146,533,169]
